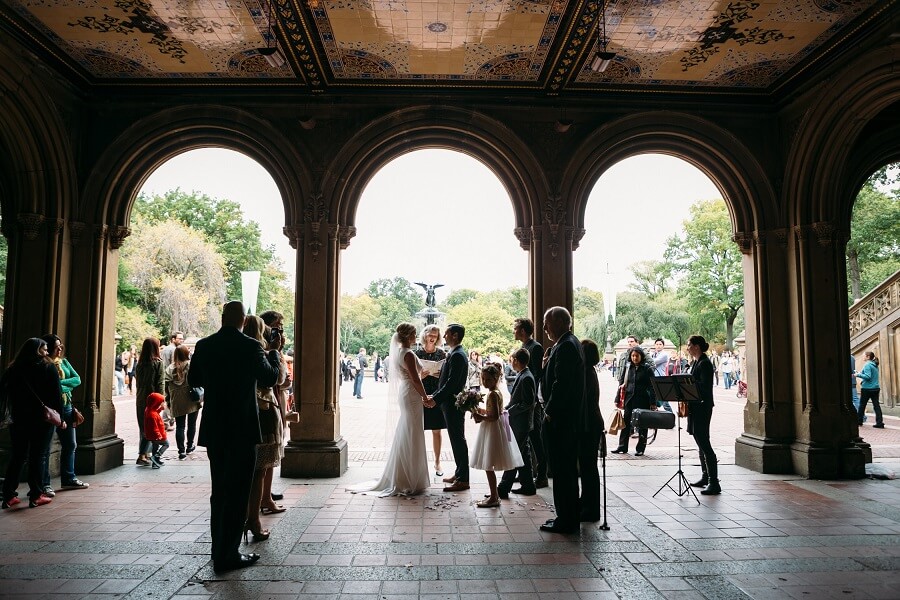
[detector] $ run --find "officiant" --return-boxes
[416,324,447,477]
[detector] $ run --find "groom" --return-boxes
[431,323,470,492]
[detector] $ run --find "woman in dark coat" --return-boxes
[578,339,606,522]
[1,338,65,508]
[135,337,165,466]
[611,345,654,456]
[687,335,720,495]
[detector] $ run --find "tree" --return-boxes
[481,287,528,321]
[573,287,605,340]
[133,189,291,314]
[628,260,672,300]
[115,303,156,351]
[847,166,900,301]
[664,199,743,349]
[339,293,379,354]
[367,277,422,316]
[445,301,516,356]
[441,288,479,310]
[120,219,226,336]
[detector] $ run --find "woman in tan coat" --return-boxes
[166,345,201,460]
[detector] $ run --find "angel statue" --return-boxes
[414,282,444,308]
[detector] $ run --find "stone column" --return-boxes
[531,196,580,333]
[64,222,126,474]
[735,228,797,473]
[280,195,350,477]
[789,222,863,478]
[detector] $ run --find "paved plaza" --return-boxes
[1,371,899,599]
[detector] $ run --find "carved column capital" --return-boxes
[94,224,108,244]
[543,195,566,260]
[69,221,88,246]
[338,225,357,250]
[567,226,586,251]
[17,212,44,240]
[811,221,836,247]
[304,193,329,261]
[514,227,532,250]
[283,225,303,249]
[772,227,789,247]
[108,226,131,249]
[733,232,753,254]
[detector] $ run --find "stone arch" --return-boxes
[785,43,900,228]
[327,106,548,235]
[83,105,313,230]
[0,40,76,224]
[564,111,776,239]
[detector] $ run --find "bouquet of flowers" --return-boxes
[455,388,483,414]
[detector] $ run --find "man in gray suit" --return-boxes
[189,301,281,573]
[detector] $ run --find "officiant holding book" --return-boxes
[416,324,447,477]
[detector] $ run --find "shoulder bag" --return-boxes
[25,379,63,428]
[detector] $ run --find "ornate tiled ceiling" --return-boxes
[0,0,890,93]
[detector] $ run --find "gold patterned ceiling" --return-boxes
[0,0,890,93]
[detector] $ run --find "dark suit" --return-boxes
[541,331,585,528]
[432,344,469,482]
[522,338,546,480]
[578,365,605,520]
[688,353,718,483]
[189,326,280,568]
[498,368,535,493]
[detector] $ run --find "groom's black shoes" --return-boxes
[511,486,537,496]
[497,486,510,499]
[443,480,470,492]
[213,553,260,573]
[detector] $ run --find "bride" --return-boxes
[348,323,434,496]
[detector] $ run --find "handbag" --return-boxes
[72,407,85,427]
[607,409,625,435]
[677,401,690,418]
[189,387,204,402]
[25,379,64,427]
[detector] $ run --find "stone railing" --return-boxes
[849,269,899,408]
[849,269,900,341]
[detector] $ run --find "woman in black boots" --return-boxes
[687,335,721,495]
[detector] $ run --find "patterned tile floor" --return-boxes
[1,373,898,599]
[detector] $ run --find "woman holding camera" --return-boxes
[242,316,287,541]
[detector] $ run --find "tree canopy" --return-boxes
[848,165,900,302]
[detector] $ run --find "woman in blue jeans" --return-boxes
[1,338,64,508]
[40,335,89,495]
[856,352,884,428]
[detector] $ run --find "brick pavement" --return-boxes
[0,371,898,599]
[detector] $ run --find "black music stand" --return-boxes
[650,374,701,505]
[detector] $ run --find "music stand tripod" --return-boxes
[650,375,701,505]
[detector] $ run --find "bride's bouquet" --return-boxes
[455,388,483,414]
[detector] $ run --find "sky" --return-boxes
[138,148,722,305]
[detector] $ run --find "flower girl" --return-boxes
[470,363,523,508]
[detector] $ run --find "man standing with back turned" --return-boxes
[189,301,281,573]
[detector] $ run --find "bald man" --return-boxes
[190,301,281,573]
[539,306,585,534]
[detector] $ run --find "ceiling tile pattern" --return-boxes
[1,0,885,91]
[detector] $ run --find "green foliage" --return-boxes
[628,260,672,300]
[444,301,516,356]
[441,288,479,309]
[120,219,226,336]
[607,291,691,346]
[573,287,605,341]
[115,303,157,351]
[367,277,421,316]
[133,189,291,316]
[664,198,743,348]
[847,167,900,301]
[480,287,527,320]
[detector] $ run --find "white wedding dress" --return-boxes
[348,343,431,497]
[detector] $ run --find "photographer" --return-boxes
[260,310,296,504]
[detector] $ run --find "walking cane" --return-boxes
[599,436,610,531]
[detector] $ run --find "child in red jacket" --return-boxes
[144,392,169,469]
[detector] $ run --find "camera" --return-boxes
[267,327,283,346]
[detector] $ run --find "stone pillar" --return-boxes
[735,228,797,473]
[280,195,349,477]
[788,223,863,478]
[530,196,580,338]
[64,222,126,474]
